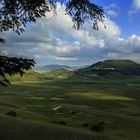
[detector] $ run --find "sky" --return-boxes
[0,0,140,66]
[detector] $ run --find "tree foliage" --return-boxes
[0,0,104,86]
[0,0,49,34]
[0,55,35,87]
[0,0,104,33]
[65,0,105,30]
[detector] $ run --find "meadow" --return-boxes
[0,71,140,140]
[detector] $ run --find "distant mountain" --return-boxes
[34,64,70,71]
[34,64,89,72]
[76,60,140,77]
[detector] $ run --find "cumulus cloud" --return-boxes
[129,0,140,16]
[0,3,140,66]
[132,0,140,10]
[106,10,118,17]
[105,3,119,17]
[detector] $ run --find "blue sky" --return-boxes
[94,0,140,38]
[0,0,140,66]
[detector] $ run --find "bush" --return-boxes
[6,111,17,117]
[53,121,58,124]
[70,110,77,115]
[82,123,89,127]
[59,121,66,125]
[90,122,105,132]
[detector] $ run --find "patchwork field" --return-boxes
[0,72,140,140]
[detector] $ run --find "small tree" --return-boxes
[0,0,105,86]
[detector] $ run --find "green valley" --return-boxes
[0,60,140,140]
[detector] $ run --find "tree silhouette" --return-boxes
[0,55,35,87]
[0,0,104,86]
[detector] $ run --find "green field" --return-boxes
[0,71,140,140]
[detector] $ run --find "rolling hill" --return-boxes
[7,60,140,82]
[44,68,73,79]
[76,59,140,77]
[7,70,46,82]
[1,59,140,140]
[7,69,73,82]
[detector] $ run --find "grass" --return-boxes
[0,72,140,140]
[0,114,103,140]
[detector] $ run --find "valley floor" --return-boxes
[0,76,140,140]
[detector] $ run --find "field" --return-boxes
[0,71,140,140]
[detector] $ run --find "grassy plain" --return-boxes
[0,71,140,140]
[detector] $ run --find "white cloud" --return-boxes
[106,10,118,17]
[129,0,140,16]
[50,56,78,61]
[0,3,140,65]
[133,0,140,10]
[97,18,121,38]
[105,3,119,17]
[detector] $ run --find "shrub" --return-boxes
[70,110,77,115]
[6,111,17,117]
[59,121,66,125]
[53,121,58,124]
[82,123,89,127]
[90,122,105,132]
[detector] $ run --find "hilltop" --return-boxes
[76,59,140,77]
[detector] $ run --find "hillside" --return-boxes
[1,69,140,140]
[7,69,73,82]
[76,59,140,77]
[44,68,73,79]
[1,60,140,140]
[0,114,97,140]
[7,60,140,82]
[7,71,46,82]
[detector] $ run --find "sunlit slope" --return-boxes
[7,68,73,82]
[44,68,73,79]
[7,71,46,82]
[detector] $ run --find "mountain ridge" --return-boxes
[76,59,140,77]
